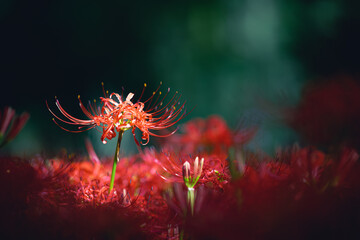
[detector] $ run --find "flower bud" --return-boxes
[182,161,191,184]
[193,157,204,180]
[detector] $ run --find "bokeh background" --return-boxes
[1,0,360,157]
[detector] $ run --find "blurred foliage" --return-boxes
[1,0,359,156]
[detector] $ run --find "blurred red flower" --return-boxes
[165,115,256,154]
[0,106,30,147]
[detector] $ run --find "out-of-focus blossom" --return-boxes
[2,142,360,239]
[0,107,30,147]
[156,152,205,186]
[85,138,100,164]
[165,115,256,154]
[332,148,358,187]
[289,77,360,150]
[201,154,231,190]
[290,147,328,186]
[164,182,207,218]
[156,150,230,192]
[0,107,15,136]
[181,157,204,215]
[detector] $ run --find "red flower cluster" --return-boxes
[2,113,360,239]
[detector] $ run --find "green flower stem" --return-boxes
[187,187,195,216]
[180,229,184,240]
[109,130,124,194]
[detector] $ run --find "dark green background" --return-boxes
[1,0,359,156]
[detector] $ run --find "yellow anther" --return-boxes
[160,81,162,85]
[153,92,155,95]
[144,83,147,87]
[78,94,80,99]
[159,91,162,95]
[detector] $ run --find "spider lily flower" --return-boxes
[0,107,30,147]
[164,115,256,155]
[182,157,204,189]
[47,83,186,146]
[181,157,204,216]
[333,148,358,187]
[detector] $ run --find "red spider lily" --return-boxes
[170,116,232,153]
[47,83,186,146]
[201,154,231,190]
[333,148,358,187]
[0,106,30,147]
[156,152,207,216]
[165,115,256,154]
[182,157,204,189]
[289,77,360,149]
[237,161,291,192]
[181,157,204,215]
[290,147,328,186]
[156,151,230,189]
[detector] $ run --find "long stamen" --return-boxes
[137,83,147,103]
